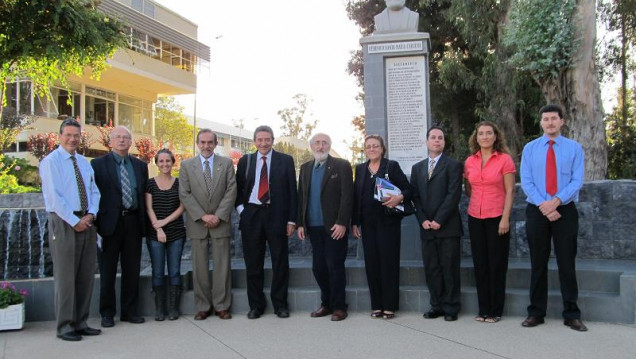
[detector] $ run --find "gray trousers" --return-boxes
[48,213,97,335]
[190,236,232,312]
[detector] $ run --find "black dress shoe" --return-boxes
[121,316,145,324]
[423,309,444,319]
[76,327,102,336]
[521,316,545,327]
[444,314,458,321]
[247,309,262,319]
[275,309,290,318]
[101,317,115,328]
[564,318,588,332]
[57,332,82,342]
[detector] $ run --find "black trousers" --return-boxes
[468,215,510,317]
[421,236,461,315]
[308,226,348,311]
[99,214,142,318]
[241,206,289,312]
[526,202,581,319]
[361,218,401,312]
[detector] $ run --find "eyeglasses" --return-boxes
[365,144,381,150]
[112,135,131,140]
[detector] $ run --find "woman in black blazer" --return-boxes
[352,135,412,319]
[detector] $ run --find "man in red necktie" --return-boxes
[520,104,587,332]
[235,125,298,319]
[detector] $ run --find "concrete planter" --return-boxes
[0,303,25,331]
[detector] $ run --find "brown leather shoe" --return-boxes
[521,316,545,327]
[330,310,348,321]
[564,319,588,332]
[310,306,332,318]
[194,310,211,320]
[215,310,232,320]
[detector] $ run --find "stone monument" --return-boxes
[359,1,430,260]
[360,1,430,180]
[374,0,419,34]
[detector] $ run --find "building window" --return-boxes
[119,95,152,135]
[2,80,32,116]
[85,87,115,127]
[131,0,155,18]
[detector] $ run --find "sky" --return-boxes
[153,0,364,156]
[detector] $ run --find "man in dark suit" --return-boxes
[410,126,463,321]
[297,133,353,321]
[235,125,298,319]
[92,126,148,327]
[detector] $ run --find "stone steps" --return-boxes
[15,258,636,324]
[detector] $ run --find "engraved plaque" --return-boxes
[385,56,427,174]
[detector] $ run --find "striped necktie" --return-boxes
[120,160,133,209]
[203,159,213,196]
[70,155,88,211]
[428,159,435,180]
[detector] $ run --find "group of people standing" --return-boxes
[39,103,587,342]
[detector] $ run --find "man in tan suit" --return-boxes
[179,129,237,320]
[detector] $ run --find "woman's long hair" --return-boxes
[468,121,510,155]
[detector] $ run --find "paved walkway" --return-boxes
[1,313,635,359]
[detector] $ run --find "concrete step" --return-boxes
[178,258,624,294]
[15,258,636,324]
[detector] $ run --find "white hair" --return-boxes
[309,133,332,146]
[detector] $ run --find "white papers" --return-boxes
[374,177,405,211]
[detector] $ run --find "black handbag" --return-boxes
[382,161,415,218]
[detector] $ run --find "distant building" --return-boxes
[3,0,209,163]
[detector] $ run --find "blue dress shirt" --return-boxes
[520,135,584,206]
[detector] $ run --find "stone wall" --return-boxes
[1,180,634,279]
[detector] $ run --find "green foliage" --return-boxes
[0,281,27,309]
[0,108,33,153]
[278,94,317,141]
[154,97,194,153]
[0,0,127,116]
[607,88,636,179]
[504,0,579,81]
[0,154,39,194]
[0,155,40,187]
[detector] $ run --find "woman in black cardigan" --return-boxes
[352,135,412,319]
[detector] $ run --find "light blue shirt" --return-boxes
[248,150,272,205]
[520,135,584,206]
[40,146,101,226]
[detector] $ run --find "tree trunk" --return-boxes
[489,3,522,163]
[542,0,607,180]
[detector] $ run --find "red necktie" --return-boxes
[258,156,270,203]
[546,140,557,196]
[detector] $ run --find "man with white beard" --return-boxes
[374,0,420,34]
[297,133,354,321]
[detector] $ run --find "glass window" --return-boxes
[86,87,115,100]
[131,0,143,12]
[143,2,155,17]
[85,95,114,126]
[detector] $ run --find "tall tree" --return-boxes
[504,0,607,179]
[155,96,195,153]
[278,93,317,141]
[0,0,126,119]
[600,0,636,178]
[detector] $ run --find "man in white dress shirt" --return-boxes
[40,119,101,341]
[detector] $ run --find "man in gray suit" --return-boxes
[179,129,237,320]
[297,133,353,321]
[410,126,463,321]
